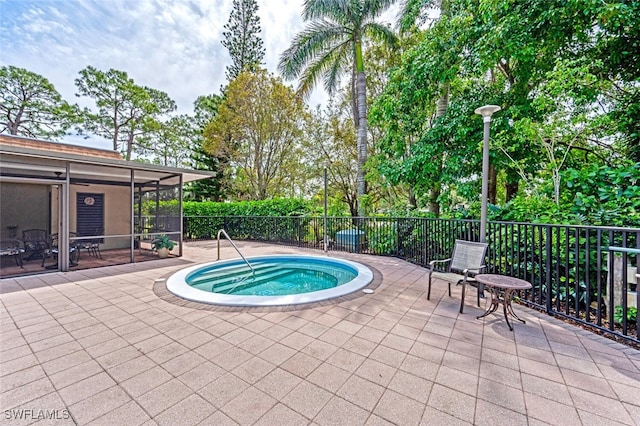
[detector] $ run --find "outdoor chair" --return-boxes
[0,239,24,268]
[426,239,489,313]
[78,228,103,259]
[20,229,50,266]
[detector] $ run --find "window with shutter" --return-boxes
[77,193,104,240]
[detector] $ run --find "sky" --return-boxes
[0,0,398,149]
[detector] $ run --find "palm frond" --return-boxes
[398,0,438,32]
[362,22,399,48]
[278,20,348,80]
[297,40,351,98]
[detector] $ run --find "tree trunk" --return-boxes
[505,180,519,201]
[429,82,449,218]
[355,70,367,217]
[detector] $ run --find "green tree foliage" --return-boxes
[0,65,78,139]
[203,70,308,200]
[221,0,266,81]
[279,0,398,216]
[186,94,229,202]
[75,66,176,160]
[137,114,194,167]
[305,101,359,216]
[372,0,640,224]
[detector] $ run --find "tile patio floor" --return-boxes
[1,241,639,425]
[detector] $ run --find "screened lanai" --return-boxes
[0,135,214,278]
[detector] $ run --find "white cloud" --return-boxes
[0,0,396,147]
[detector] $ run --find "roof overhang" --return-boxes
[0,136,215,188]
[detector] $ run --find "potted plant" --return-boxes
[152,235,175,258]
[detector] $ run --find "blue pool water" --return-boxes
[166,255,374,306]
[187,257,357,296]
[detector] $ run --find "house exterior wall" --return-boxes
[69,184,132,250]
[0,182,50,239]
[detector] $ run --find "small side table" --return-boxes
[475,274,532,331]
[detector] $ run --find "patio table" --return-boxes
[475,274,532,331]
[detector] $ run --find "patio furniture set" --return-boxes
[0,228,103,270]
[426,239,532,330]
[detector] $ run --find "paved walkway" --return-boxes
[1,241,639,425]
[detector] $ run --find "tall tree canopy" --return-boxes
[371,0,640,225]
[186,94,229,202]
[0,65,77,139]
[221,0,266,81]
[203,70,308,200]
[75,66,176,160]
[278,0,397,216]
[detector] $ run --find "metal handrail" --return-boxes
[217,229,254,274]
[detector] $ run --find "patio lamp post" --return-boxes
[474,105,501,243]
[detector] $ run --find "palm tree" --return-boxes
[278,0,397,216]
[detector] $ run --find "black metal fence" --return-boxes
[184,215,640,345]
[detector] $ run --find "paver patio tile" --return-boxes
[177,329,215,350]
[368,345,406,370]
[443,348,481,375]
[521,373,573,404]
[177,360,226,391]
[254,367,302,400]
[0,365,46,393]
[524,392,582,425]
[57,371,116,406]
[427,384,476,424]
[568,386,636,425]
[254,402,310,425]
[306,362,351,393]
[161,349,206,377]
[211,346,253,371]
[374,389,425,425]
[86,400,150,426]
[296,321,330,338]
[336,375,384,411]
[578,409,635,426]
[33,341,83,364]
[193,336,233,358]
[146,341,189,365]
[341,335,377,357]
[198,409,239,425]
[198,372,249,409]
[474,399,528,426]
[120,365,172,397]
[67,385,130,424]
[84,337,129,358]
[314,395,370,426]
[96,345,144,370]
[354,358,397,387]
[0,344,32,364]
[49,359,103,389]
[231,356,275,385]
[477,377,525,414]
[4,390,74,425]
[220,327,255,345]
[2,242,639,425]
[435,365,479,397]
[155,393,216,426]
[136,378,192,418]
[107,355,156,383]
[281,351,322,378]
[221,386,277,425]
[388,369,433,404]
[282,381,332,419]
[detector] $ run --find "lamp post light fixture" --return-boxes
[474,104,501,243]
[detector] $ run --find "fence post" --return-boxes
[545,226,552,314]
